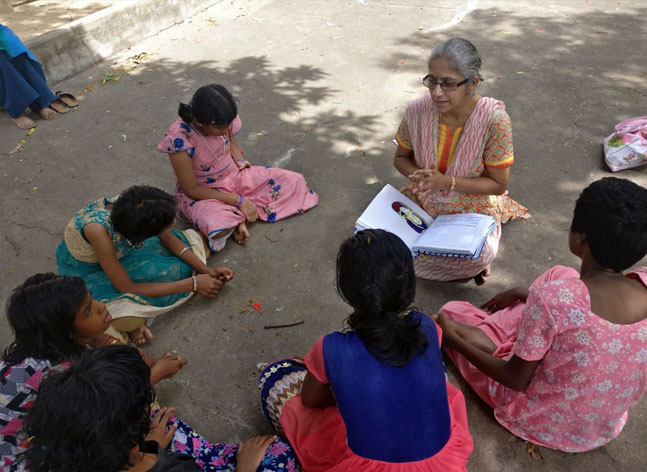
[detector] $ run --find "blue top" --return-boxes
[0,24,36,61]
[322,312,451,462]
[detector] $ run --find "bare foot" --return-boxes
[38,107,56,119]
[47,100,69,114]
[233,222,249,245]
[128,324,154,345]
[12,114,36,129]
[474,265,492,286]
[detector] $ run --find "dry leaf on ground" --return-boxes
[9,140,26,154]
[525,442,543,460]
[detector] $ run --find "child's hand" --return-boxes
[150,354,187,384]
[480,287,529,313]
[236,159,251,170]
[235,435,276,472]
[146,407,177,449]
[195,274,224,298]
[205,266,235,282]
[240,198,259,223]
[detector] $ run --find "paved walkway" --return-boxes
[0,0,114,41]
[1,1,647,470]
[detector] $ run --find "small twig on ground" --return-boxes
[263,235,277,243]
[626,87,647,97]
[264,320,304,330]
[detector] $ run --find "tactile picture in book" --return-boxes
[356,185,498,259]
[392,201,428,233]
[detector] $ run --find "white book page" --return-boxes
[355,184,433,250]
[414,213,495,255]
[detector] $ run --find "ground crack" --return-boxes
[6,219,62,237]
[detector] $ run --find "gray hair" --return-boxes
[428,38,482,81]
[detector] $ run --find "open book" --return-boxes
[355,184,498,258]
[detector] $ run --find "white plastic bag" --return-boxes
[603,116,647,172]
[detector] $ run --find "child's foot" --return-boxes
[128,324,154,345]
[233,222,249,245]
[38,107,56,119]
[474,265,491,286]
[12,114,36,129]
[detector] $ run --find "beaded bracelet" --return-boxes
[178,246,191,258]
[191,275,197,292]
[235,194,244,208]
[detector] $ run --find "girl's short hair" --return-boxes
[178,84,237,126]
[3,273,87,365]
[337,229,429,367]
[571,177,647,272]
[110,185,176,244]
[24,345,153,472]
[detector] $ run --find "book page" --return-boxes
[355,184,433,250]
[413,213,496,255]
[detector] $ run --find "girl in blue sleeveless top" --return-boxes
[259,229,473,471]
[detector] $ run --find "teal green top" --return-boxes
[56,197,193,308]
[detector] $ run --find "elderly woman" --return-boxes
[394,38,529,284]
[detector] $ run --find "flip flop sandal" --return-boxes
[48,100,70,114]
[54,91,79,108]
[49,98,71,114]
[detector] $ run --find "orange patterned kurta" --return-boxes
[395,95,529,281]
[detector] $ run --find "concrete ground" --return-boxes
[2,0,647,470]
[0,0,115,41]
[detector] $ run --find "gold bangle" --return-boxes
[449,176,456,191]
[178,246,191,258]
[191,275,197,292]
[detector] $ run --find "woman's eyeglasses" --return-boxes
[422,74,469,92]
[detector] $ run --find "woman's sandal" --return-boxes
[54,91,79,108]
[473,272,486,286]
[48,100,70,114]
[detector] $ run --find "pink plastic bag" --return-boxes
[604,116,647,172]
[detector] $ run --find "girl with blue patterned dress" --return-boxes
[56,186,233,343]
[2,274,297,472]
[157,84,318,252]
[259,230,473,471]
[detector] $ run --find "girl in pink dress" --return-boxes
[259,230,473,471]
[436,177,647,452]
[158,84,319,252]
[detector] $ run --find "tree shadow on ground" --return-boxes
[0,52,381,441]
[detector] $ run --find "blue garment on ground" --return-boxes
[322,311,451,462]
[0,24,54,118]
[56,197,193,308]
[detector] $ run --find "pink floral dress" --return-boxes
[158,116,319,252]
[441,265,647,452]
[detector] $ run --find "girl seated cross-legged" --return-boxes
[259,229,473,471]
[56,185,234,343]
[23,345,298,472]
[0,274,185,470]
[436,177,647,452]
[158,84,319,252]
[1,274,298,472]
